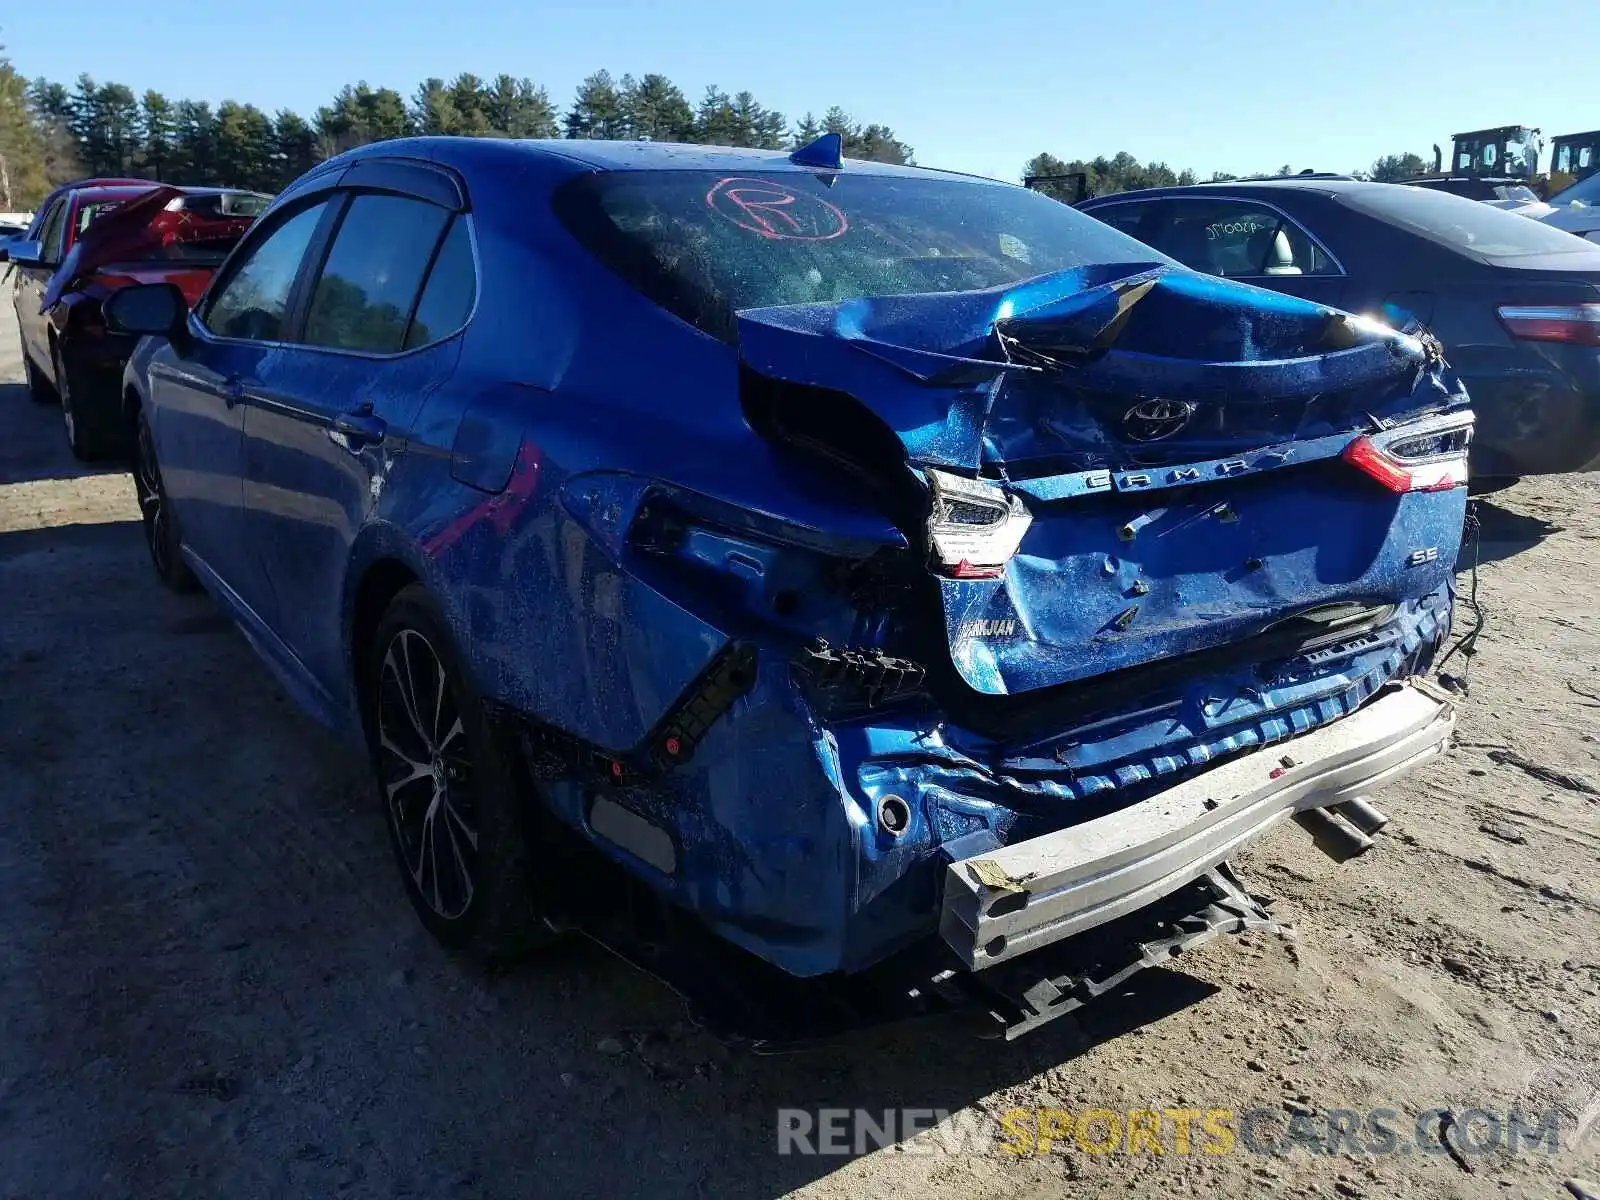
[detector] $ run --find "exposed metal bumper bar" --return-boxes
[941,678,1456,969]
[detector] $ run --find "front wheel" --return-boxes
[133,411,197,592]
[366,584,552,960]
[21,338,55,404]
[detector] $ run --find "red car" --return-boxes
[5,178,270,460]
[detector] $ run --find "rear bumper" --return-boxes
[940,678,1455,969]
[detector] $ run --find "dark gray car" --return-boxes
[1079,178,1600,482]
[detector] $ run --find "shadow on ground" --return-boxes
[0,382,131,485]
[1467,496,1562,568]
[462,952,1222,1196]
[0,518,141,564]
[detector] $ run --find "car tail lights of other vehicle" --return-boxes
[924,469,1032,579]
[1341,409,1476,493]
[1496,302,1600,346]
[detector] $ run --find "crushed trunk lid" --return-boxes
[736,264,1471,699]
[40,185,254,312]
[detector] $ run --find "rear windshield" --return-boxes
[78,190,264,265]
[181,191,272,219]
[554,169,1169,338]
[1340,185,1591,260]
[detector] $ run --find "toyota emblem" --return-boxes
[1122,399,1197,442]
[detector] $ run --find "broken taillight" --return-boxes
[924,469,1032,579]
[1341,409,1475,493]
[1496,303,1600,346]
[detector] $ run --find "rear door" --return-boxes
[240,172,473,697]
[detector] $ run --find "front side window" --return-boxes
[302,193,452,354]
[1147,199,1339,278]
[202,200,330,341]
[38,199,69,262]
[554,170,1169,339]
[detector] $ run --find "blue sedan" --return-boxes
[109,136,1470,1040]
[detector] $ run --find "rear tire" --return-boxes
[133,410,198,592]
[366,584,553,961]
[56,343,118,461]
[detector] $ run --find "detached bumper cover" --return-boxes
[942,678,1455,969]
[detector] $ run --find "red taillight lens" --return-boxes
[1341,436,1417,492]
[1342,409,1475,493]
[1496,303,1600,346]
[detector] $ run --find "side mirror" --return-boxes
[4,239,45,269]
[104,282,189,339]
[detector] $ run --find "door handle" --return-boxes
[331,409,388,448]
[222,378,243,408]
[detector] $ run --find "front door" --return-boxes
[146,197,336,601]
[12,196,69,372]
[240,190,474,698]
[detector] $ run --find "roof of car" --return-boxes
[71,183,265,200]
[72,185,159,203]
[1083,177,1397,204]
[335,135,1006,187]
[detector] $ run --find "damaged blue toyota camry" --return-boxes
[108,134,1473,1042]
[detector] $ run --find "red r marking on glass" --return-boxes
[704,176,848,241]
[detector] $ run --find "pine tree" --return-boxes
[140,91,176,181]
[0,44,48,208]
[9,63,919,195]
[564,71,624,139]
[790,113,821,148]
[274,109,317,186]
[174,100,218,184]
[731,91,785,150]
[694,86,740,146]
[411,78,459,135]
[446,75,488,137]
[620,74,693,143]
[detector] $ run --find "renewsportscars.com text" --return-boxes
[776,1106,1567,1158]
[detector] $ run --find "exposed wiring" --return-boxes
[1436,502,1484,695]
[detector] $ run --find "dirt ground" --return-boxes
[1,300,1597,1200]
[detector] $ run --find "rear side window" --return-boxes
[1339,186,1593,260]
[1145,198,1339,278]
[1087,203,1154,238]
[302,194,452,354]
[404,217,475,349]
[203,200,331,342]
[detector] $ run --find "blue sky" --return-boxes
[5,0,1598,183]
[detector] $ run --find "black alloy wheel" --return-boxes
[133,412,197,591]
[367,584,550,958]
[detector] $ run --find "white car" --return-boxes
[1529,173,1600,241]
[0,219,30,255]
